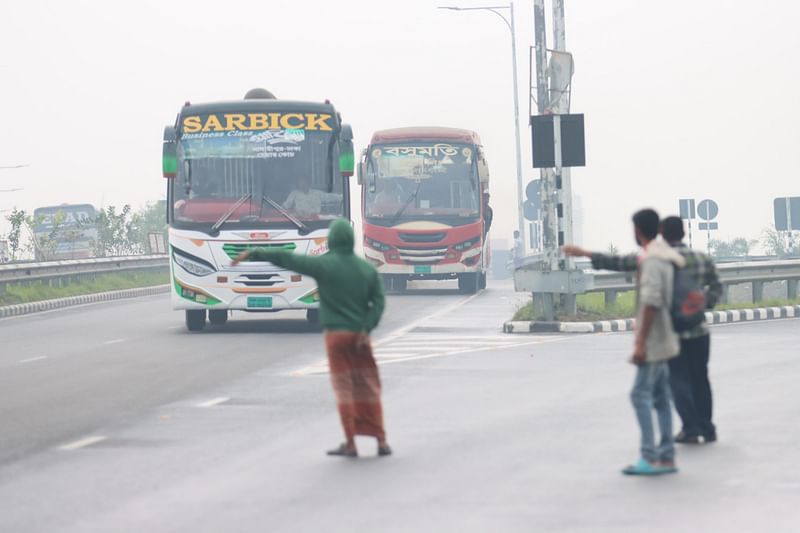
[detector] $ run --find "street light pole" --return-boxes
[439,3,525,239]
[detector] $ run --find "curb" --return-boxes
[503,305,800,334]
[0,285,170,319]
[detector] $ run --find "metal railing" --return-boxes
[549,259,800,305]
[0,255,169,293]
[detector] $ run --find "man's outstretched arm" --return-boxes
[562,245,637,272]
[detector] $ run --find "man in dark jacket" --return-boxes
[232,219,389,458]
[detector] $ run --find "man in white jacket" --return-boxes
[626,209,686,475]
[565,208,686,475]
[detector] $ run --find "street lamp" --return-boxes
[438,3,524,238]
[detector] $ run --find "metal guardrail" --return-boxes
[0,255,169,292]
[523,259,800,304]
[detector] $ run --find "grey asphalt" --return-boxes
[0,281,798,532]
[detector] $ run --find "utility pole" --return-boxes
[551,0,577,314]
[532,0,557,319]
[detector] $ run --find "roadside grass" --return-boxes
[512,291,799,322]
[0,271,168,307]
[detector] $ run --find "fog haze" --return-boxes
[1,0,798,252]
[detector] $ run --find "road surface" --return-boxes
[0,281,797,532]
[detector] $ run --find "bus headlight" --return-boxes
[172,247,216,277]
[365,237,392,252]
[453,237,481,251]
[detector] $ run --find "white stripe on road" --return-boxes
[103,338,126,345]
[371,352,418,359]
[59,436,107,450]
[196,397,230,408]
[18,356,48,364]
[295,336,567,376]
[372,292,483,347]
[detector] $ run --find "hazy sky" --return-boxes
[1,0,798,253]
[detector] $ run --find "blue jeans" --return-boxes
[630,361,675,463]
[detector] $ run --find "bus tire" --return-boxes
[458,273,479,294]
[185,309,207,331]
[394,277,407,292]
[478,272,487,290]
[306,308,320,325]
[208,309,228,326]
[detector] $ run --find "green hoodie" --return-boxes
[247,219,385,332]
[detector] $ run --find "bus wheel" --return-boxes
[394,277,407,292]
[185,309,207,331]
[208,309,228,326]
[458,273,479,294]
[306,309,320,325]
[478,272,487,290]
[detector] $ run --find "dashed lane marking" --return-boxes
[103,338,126,345]
[196,397,230,408]
[58,435,108,450]
[18,356,48,364]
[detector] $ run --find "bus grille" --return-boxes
[397,246,448,264]
[223,243,296,260]
[234,274,283,287]
[399,232,446,243]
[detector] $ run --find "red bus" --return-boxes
[358,127,491,293]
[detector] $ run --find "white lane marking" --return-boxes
[372,292,483,347]
[167,325,182,330]
[294,336,567,376]
[196,397,230,408]
[18,356,48,364]
[384,338,520,347]
[371,352,419,359]
[103,338,126,345]
[59,435,107,450]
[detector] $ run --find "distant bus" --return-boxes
[358,127,491,293]
[32,204,97,261]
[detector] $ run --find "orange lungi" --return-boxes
[324,331,386,441]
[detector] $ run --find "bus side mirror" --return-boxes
[339,124,354,177]
[367,163,377,194]
[477,156,490,183]
[356,148,367,185]
[162,126,177,178]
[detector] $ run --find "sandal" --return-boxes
[622,458,662,476]
[378,444,393,457]
[326,443,357,457]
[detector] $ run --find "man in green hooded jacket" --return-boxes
[232,219,390,458]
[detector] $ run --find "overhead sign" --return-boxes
[774,196,800,231]
[530,114,585,168]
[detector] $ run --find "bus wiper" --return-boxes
[261,195,311,236]
[209,193,252,237]
[389,181,422,225]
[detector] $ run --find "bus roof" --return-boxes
[370,127,482,145]
[179,100,338,118]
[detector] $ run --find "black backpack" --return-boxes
[671,264,706,332]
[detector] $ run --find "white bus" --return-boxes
[162,89,355,331]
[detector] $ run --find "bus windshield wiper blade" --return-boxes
[210,193,252,236]
[390,181,422,224]
[261,195,311,235]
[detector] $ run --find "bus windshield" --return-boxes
[172,125,344,231]
[365,142,479,224]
